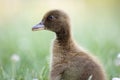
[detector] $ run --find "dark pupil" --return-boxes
[48,16,54,20]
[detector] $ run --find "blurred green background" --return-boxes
[0,0,120,80]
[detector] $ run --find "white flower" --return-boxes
[88,75,93,80]
[112,77,120,80]
[115,53,120,66]
[11,78,15,80]
[33,78,38,80]
[11,54,20,62]
[117,53,120,58]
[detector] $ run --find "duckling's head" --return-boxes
[32,10,71,34]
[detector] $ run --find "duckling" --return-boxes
[32,10,107,80]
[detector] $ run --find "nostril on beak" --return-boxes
[39,21,44,25]
[40,22,42,24]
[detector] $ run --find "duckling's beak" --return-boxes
[32,21,45,31]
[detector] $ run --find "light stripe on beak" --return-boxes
[32,22,45,31]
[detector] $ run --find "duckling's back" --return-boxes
[50,39,106,80]
[61,52,106,80]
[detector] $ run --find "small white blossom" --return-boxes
[88,75,93,80]
[117,53,120,58]
[11,54,20,62]
[112,77,120,80]
[33,78,38,80]
[11,78,15,80]
[115,53,120,66]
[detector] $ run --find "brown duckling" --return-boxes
[32,10,106,80]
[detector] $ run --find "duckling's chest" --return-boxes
[51,41,89,80]
[51,39,79,64]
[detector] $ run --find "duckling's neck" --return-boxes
[55,27,72,44]
[54,29,78,54]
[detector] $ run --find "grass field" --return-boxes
[0,0,120,80]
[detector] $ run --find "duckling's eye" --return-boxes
[47,15,55,21]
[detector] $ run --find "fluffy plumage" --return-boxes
[32,10,106,80]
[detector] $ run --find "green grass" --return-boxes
[0,18,120,80]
